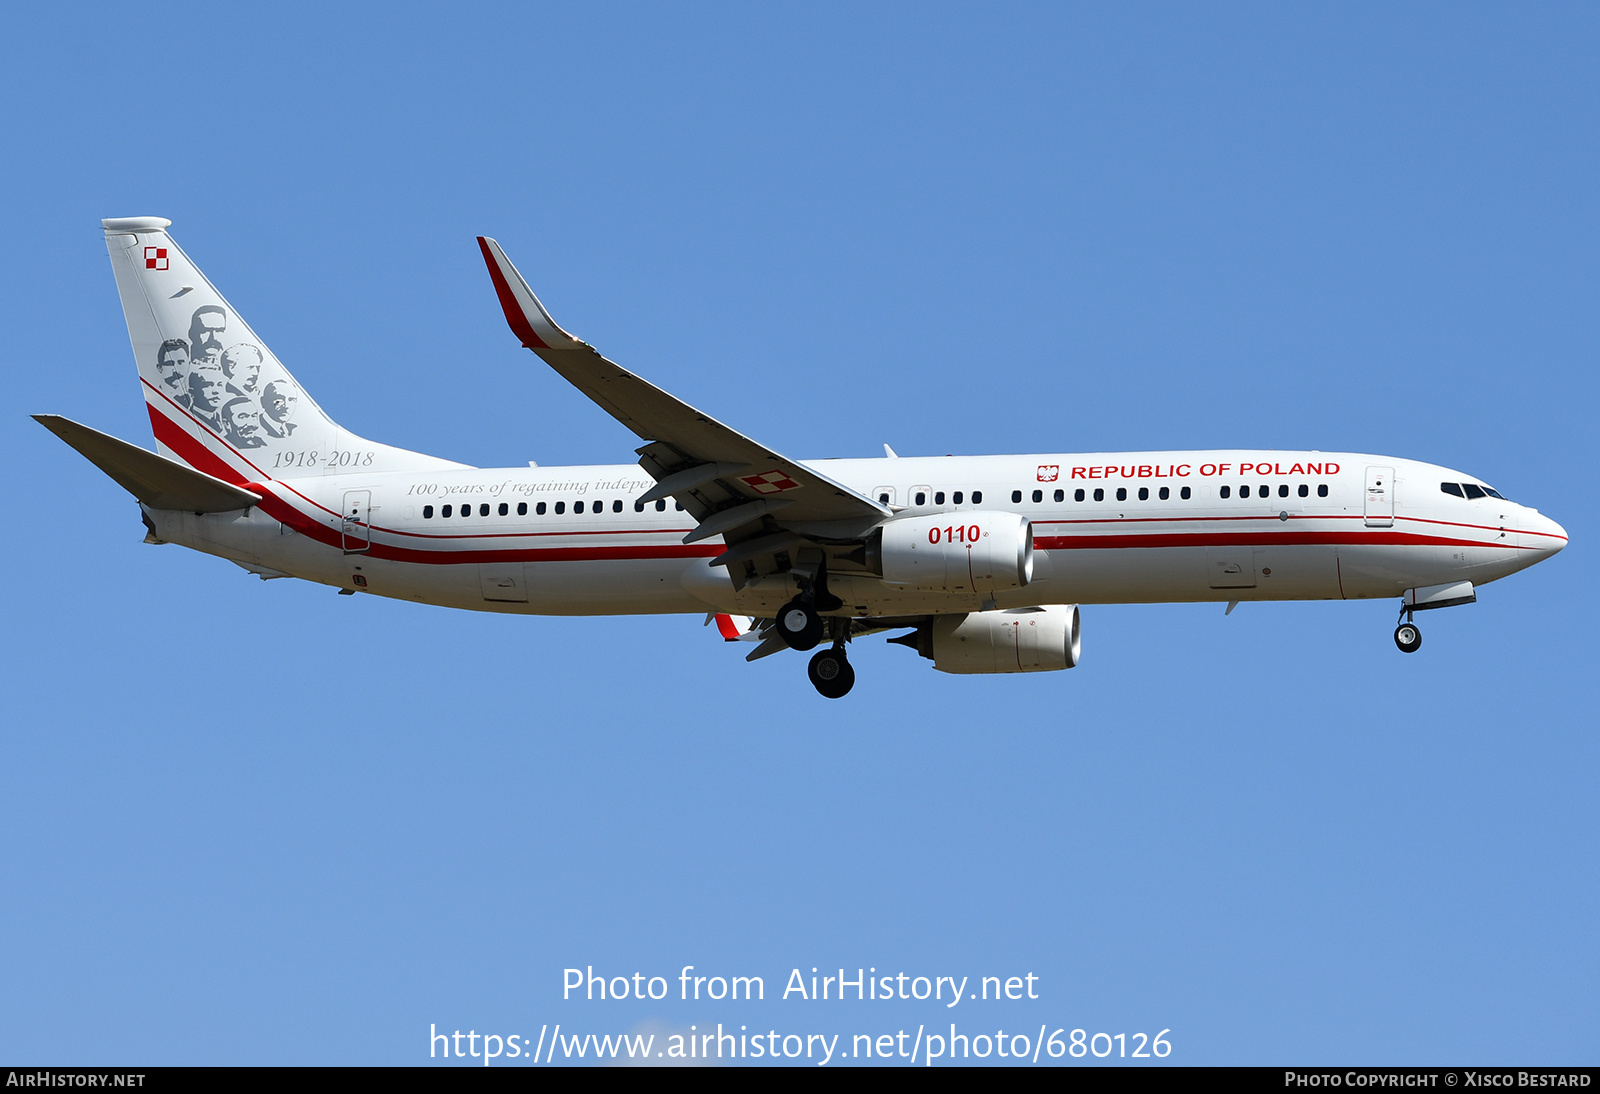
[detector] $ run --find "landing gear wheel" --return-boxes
[808,648,855,698]
[1394,622,1422,654]
[776,598,824,651]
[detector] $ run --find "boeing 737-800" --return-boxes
[38,217,1568,697]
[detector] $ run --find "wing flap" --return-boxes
[35,415,262,512]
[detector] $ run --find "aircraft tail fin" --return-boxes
[100,217,463,481]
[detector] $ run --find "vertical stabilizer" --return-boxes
[101,217,464,481]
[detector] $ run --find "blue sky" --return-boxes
[1,2,1595,1065]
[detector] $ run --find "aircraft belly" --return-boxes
[525,559,704,615]
[1023,545,1347,604]
[1334,543,1425,598]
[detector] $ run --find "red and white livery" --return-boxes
[37,218,1568,697]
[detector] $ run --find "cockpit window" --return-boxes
[1482,486,1506,500]
[1441,482,1464,498]
[1462,484,1486,500]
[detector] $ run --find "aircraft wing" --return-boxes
[477,238,889,546]
[35,415,262,513]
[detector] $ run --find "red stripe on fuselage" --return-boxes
[1033,530,1523,551]
[140,394,1536,567]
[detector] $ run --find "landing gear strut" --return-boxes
[774,562,842,653]
[1394,607,1422,654]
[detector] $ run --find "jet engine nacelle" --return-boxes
[931,605,1081,674]
[878,512,1033,593]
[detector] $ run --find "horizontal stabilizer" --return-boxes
[34,415,261,512]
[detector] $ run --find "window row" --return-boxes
[1007,483,1331,504]
[1440,482,1506,501]
[422,499,686,519]
[881,490,985,506]
[1217,484,1329,500]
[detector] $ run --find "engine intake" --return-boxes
[879,512,1033,594]
[930,605,1081,674]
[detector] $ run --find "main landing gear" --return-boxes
[775,598,824,651]
[774,563,843,654]
[1394,606,1422,654]
[776,605,855,697]
[808,645,855,699]
[771,564,854,697]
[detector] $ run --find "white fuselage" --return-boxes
[143,450,1567,618]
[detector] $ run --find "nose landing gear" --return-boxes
[1394,605,1422,654]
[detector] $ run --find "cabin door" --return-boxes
[1364,467,1395,528]
[340,490,371,554]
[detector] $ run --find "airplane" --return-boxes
[37,217,1568,698]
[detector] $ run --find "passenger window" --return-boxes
[656,499,666,511]
[634,500,644,512]
[612,500,622,513]
[574,500,585,513]
[1012,490,1022,504]
[1074,488,1085,502]
[1180,486,1191,500]
[1278,484,1288,498]
[517,502,527,515]
[878,492,890,504]
[1220,486,1231,499]
[971,491,983,504]
[1441,482,1464,497]
[1239,485,1250,498]
[1463,484,1486,500]
[480,504,490,516]
[675,502,685,511]
[934,491,945,505]
[915,491,927,505]
[1138,487,1149,501]
[1298,484,1308,498]
[953,491,963,504]
[1316,484,1328,498]
[423,505,434,519]
[1032,489,1043,503]
[442,504,453,517]
[1159,486,1169,500]
[1053,489,1064,502]
[1093,488,1104,501]
[1115,487,1127,501]
[536,502,546,515]
[499,502,509,516]
[1259,485,1268,498]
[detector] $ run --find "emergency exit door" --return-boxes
[1364,467,1394,528]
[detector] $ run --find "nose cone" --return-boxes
[1525,511,1568,559]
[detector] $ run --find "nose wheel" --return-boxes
[808,647,855,698]
[1394,621,1422,653]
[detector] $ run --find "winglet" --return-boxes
[476,237,583,351]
